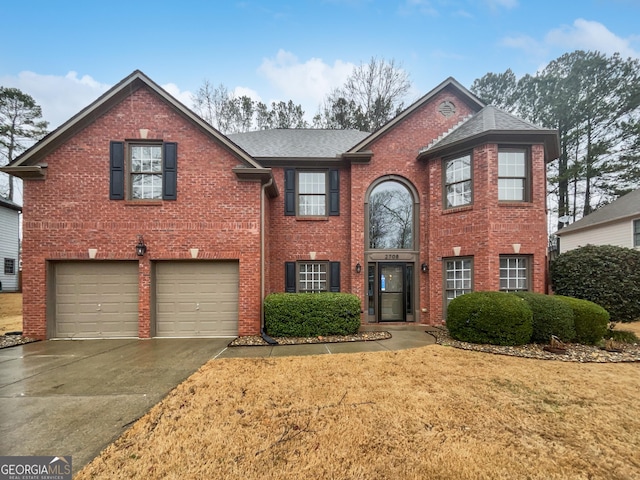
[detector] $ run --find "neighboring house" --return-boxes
[0,196,21,292]
[0,70,559,340]
[555,188,640,253]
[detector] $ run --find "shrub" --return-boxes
[514,292,575,343]
[551,244,640,322]
[554,296,609,345]
[604,328,639,344]
[264,292,361,337]
[446,291,533,346]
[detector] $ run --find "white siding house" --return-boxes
[0,197,21,292]
[555,189,640,254]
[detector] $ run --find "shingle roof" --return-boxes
[555,188,640,235]
[423,106,551,152]
[228,129,370,158]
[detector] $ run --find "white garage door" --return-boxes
[54,262,139,338]
[155,261,239,337]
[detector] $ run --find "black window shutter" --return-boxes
[329,261,341,292]
[285,262,296,292]
[163,142,178,200]
[328,169,339,216]
[109,141,125,200]
[284,169,296,216]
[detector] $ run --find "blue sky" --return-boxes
[1,0,639,129]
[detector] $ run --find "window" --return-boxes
[284,169,339,216]
[499,256,529,292]
[4,258,16,275]
[444,154,472,208]
[634,219,640,247]
[285,261,340,292]
[109,141,177,201]
[368,180,414,249]
[498,148,529,201]
[298,172,326,216]
[444,258,473,307]
[130,145,163,199]
[299,262,328,292]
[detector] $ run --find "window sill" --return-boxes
[296,216,329,221]
[442,205,473,215]
[498,201,533,207]
[124,200,163,206]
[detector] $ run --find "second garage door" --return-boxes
[155,261,239,337]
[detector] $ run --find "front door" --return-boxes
[379,263,406,322]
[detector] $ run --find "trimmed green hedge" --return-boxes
[551,244,640,322]
[554,296,609,345]
[514,292,576,343]
[264,292,361,337]
[446,291,533,346]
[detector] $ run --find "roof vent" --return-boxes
[438,101,456,118]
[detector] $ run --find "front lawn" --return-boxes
[77,343,640,479]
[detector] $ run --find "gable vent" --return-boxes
[438,100,456,118]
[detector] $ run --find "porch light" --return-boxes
[136,235,147,256]
[355,262,362,274]
[421,263,428,273]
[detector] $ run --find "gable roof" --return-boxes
[0,197,22,212]
[346,77,485,154]
[0,70,265,179]
[228,129,369,160]
[418,105,560,162]
[555,188,640,236]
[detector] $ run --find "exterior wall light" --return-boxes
[355,262,362,274]
[136,235,147,256]
[421,262,428,273]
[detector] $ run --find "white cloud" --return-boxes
[257,50,355,113]
[0,71,111,129]
[160,82,195,109]
[545,19,639,59]
[232,86,262,102]
[485,0,518,9]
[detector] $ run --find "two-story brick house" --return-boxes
[1,70,558,340]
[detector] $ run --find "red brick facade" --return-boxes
[7,71,557,339]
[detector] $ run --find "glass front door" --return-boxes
[379,263,405,321]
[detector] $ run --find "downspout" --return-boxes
[260,177,278,345]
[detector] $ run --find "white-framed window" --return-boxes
[499,256,530,292]
[634,219,640,247]
[298,262,328,292]
[130,144,163,200]
[444,154,472,208]
[298,171,327,216]
[444,258,473,306]
[498,148,529,201]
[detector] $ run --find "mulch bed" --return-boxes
[0,334,39,349]
[429,327,640,363]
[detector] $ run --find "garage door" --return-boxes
[155,261,239,337]
[54,262,139,338]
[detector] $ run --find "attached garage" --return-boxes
[53,262,139,338]
[154,261,239,337]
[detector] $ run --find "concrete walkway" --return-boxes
[0,325,435,473]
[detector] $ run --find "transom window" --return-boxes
[298,172,326,216]
[4,258,15,275]
[130,145,163,200]
[444,154,472,208]
[498,149,529,201]
[444,258,473,306]
[368,180,414,249]
[634,219,640,247]
[298,262,328,292]
[499,256,529,292]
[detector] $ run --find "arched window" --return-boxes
[368,181,414,250]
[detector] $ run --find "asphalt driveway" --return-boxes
[0,327,434,474]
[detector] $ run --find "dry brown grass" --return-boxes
[77,344,640,479]
[0,293,22,334]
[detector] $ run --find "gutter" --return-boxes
[260,177,278,345]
